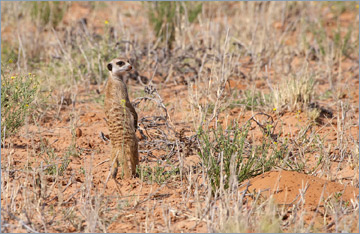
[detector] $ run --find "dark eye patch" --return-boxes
[116,61,125,66]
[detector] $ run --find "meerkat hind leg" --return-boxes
[113,147,132,179]
[130,145,140,176]
[110,149,119,179]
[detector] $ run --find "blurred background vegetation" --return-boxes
[1,1,358,145]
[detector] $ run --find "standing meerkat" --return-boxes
[105,57,139,179]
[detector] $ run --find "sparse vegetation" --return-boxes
[1,67,39,138]
[146,1,202,49]
[137,162,179,184]
[29,1,68,28]
[271,66,316,112]
[197,122,282,192]
[1,2,358,233]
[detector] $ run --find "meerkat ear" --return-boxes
[107,63,112,71]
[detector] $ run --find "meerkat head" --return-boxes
[107,57,132,78]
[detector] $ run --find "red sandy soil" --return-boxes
[2,80,358,232]
[248,171,358,208]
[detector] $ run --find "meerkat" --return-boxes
[105,57,139,179]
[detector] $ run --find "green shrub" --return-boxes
[29,1,67,28]
[197,123,283,193]
[1,68,39,138]
[137,162,180,184]
[237,90,268,110]
[1,41,18,65]
[146,1,202,49]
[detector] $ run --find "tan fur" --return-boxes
[104,57,139,179]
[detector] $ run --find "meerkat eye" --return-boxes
[116,61,125,66]
[107,63,112,71]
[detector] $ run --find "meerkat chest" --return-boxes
[105,80,130,105]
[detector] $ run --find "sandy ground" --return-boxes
[1,2,359,233]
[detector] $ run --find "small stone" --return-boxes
[75,128,82,137]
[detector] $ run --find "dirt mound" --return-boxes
[248,170,358,208]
